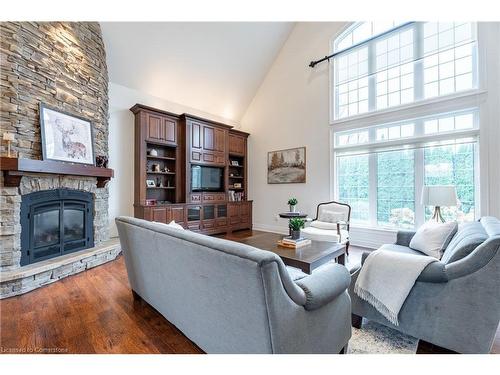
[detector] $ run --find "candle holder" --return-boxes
[2,132,15,158]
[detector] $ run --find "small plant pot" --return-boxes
[291,230,301,240]
[289,205,296,213]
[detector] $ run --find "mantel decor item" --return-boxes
[2,132,15,158]
[421,185,458,222]
[39,103,95,165]
[95,155,108,168]
[288,197,298,213]
[268,147,306,184]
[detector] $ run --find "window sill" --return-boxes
[330,89,488,129]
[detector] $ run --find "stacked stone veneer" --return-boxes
[0,22,120,298]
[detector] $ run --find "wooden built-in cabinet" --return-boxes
[131,104,251,235]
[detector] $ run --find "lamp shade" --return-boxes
[421,185,457,207]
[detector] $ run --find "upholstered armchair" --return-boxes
[301,201,351,255]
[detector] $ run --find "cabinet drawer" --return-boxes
[216,218,227,227]
[187,222,201,231]
[202,219,215,229]
[190,193,202,202]
[202,193,226,202]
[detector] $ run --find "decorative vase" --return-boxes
[289,205,296,213]
[291,230,301,240]
[150,148,158,157]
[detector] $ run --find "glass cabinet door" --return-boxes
[217,204,227,218]
[187,206,201,221]
[204,205,215,220]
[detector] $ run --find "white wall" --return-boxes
[240,22,348,234]
[241,22,500,248]
[107,82,238,237]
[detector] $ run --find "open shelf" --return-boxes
[147,186,176,190]
[147,171,176,175]
[229,176,243,179]
[147,155,176,161]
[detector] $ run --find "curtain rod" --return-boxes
[308,21,415,68]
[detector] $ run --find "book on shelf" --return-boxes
[228,190,245,202]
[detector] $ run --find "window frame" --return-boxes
[329,22,489,234]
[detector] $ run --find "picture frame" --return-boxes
[39,103,95,165]
[146,179,156,187]
[267,146,306,184]
[230,160,239,166]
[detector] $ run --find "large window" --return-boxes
[333,22,477,120]
[332,22,481,230]
[334,110,479,229]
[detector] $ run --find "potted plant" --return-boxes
[287,197,298,213]
[289,218,305,240]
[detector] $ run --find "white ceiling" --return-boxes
[100,22,294,122]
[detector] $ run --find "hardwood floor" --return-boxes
[1,229,498,354]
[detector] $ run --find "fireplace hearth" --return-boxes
[20,189,94,266]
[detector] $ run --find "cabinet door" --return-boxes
[214,128,226,152]
[170,205,186,225]
[229,134,245,155]
[152,207,167,223]
[147,113,163,141]
[228,203,240,225]
[163,117,177,144]
[203,125,215,150]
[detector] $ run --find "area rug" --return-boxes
[348,319,419,354]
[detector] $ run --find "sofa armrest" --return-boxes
[416,261,448,283]
[396,230,416,247]
[295,263,351,311]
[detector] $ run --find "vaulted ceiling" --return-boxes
[100,22,294,122]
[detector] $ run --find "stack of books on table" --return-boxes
[278,236,312,249]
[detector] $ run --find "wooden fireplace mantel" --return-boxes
[0,157,114,188]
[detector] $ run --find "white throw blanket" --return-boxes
[354,250,436,326]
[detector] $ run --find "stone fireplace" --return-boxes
[0,22,120,298]
[20,188,95,266]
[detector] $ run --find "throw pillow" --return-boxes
[167,220,185,230]
[409,221,458,259]
[319,210,345,223]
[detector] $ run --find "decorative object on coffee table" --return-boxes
[39,103,94,165]
[95,155,108,168]
[289,217,305,240]
[421,185,457,222]
[239,232,346,273]
[288,197,298,212]
[279,212,308,236]
[2,132,15,158]
[267,146,306,184]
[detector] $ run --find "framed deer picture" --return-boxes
[39,103,95,165]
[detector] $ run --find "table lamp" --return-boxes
[421,185,458,222]
[2,132,15,158]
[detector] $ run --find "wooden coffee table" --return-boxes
[238,232,346,274]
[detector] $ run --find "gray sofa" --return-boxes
[349,216,500,354]
[116,216,352,354]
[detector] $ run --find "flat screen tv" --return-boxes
[191,165,224,192]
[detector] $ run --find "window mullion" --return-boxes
[414,148,424,227]
[369,153,378,227]
[414,22,424,101]
[368,40,376,111]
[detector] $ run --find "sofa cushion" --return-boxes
[310,220,338,230]
[441,221,488,264]
[409,221,458,259]
[379,243,426,257]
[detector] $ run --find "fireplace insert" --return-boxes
[20,189,94,266]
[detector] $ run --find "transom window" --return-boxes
[332,22,478,120]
